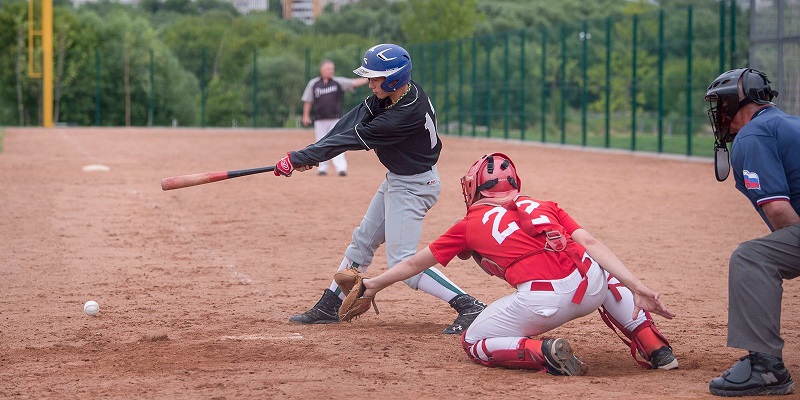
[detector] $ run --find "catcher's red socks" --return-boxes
[635,326,669,359]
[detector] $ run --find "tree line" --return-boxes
[0,0,742,128]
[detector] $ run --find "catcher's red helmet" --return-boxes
[460,153,521,208]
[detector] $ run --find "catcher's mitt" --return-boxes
[334,268,379,322]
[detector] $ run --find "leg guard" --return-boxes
[462,335,547,371]
[597,305,671,369]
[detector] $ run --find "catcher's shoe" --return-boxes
[443,294,486,334]
[288,289,342,324]
[541,338,588,376]
[709,352,795,397]
[649,346,679,370]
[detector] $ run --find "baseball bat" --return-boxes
[161,165,276,191]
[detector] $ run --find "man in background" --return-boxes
[301,60,368,176]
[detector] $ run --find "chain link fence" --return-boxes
[748,0,800,115]
[406,2,750,158]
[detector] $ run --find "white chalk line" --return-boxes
[220,333,304,341]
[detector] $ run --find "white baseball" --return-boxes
[83,300,100,316]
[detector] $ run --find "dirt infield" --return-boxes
[1,127,798,399]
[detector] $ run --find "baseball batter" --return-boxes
[705,68,800,397]
[351,153,679,375]
[301,60,368,176]
[275,43,486,334]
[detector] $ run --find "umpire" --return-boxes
[704,68,800,396]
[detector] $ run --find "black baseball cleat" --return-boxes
[709,352,795,396]
[650,346,679,370]
[443,294,486,334]
[541,338,588,376]
[288,289,341,324]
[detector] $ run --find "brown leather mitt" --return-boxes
[334,268,379,322]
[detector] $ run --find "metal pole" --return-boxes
[581,21,588,147]
[730,0,736,68]
[719,0,726,73]
[686,6,694,156]
[520,29,526,141]
[541,29,547,143]
[201,48,207,128]
[560,25,567,144]
[95,49,100,126]
[42,0,53,127]
[252,48,257,128]
[444,41,450,135]
[149,48,154,126]
[472,37,477,137]
[431,43,437,117]
[504,32,510,139]
[419,46,425,88]
[485,39,492,138]
[631,14,638,151]
[605,16,611,148]
[458,39,463,136]
[658,10,664,153]
[305,48,310,83]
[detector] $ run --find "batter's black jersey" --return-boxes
[290,81,442,175]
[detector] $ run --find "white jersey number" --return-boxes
[482,199,551,245]
[426,98,437,149]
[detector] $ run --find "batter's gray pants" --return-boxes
[344,166,441,289]
[727,221,800,358]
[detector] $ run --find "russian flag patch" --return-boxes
[743,170,761,190]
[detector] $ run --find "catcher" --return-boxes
[335,153,679,375]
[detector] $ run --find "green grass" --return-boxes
[440,109,716,158]
[0,128,4,153]
[445,124,715,158]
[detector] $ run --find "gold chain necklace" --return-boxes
[385,83,411,109]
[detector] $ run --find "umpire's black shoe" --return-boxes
[709,352,795,396]
[443,294,486,334]
[288,289,341,324]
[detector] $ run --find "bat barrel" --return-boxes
[160,166,275,191]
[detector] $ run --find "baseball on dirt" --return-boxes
[83,300,100,316]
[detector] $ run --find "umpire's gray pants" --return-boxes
[344,167,441,289]
[728,221,800,358]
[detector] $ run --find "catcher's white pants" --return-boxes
[464,258,649,358]
[314,119,347,174]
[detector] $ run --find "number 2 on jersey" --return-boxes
[481,199,551,244]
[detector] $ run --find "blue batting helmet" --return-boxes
[353,44,412,93]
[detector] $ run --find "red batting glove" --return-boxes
[274,152,295,177]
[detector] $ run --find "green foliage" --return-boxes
[0,0,750,158]
[42,8,198,126]
[312,0,404,43]
[248,54,306,127]
[205,78,246,127]
[474,0,628,35]
[52,7,100,125]
[161,11,238,78]
[139,0,239,17]
[401,0,478,44]
[0,2,34,125]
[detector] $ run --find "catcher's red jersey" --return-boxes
[429,196,585,286]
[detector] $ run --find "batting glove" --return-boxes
[274,152,295,177]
